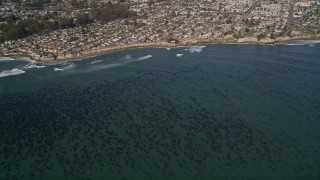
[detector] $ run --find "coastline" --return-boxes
[3,35,320,63]
[39,41,177,62]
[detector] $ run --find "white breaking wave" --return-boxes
[63,63,76,70]
[176,54,183,57]
[61,61,71,66]
[85,60,132,72]
[137,55,153,61]
[301,40,320,45]
[90,60,103,65]
[54,68,64,71]
[51,54,151,73]
[285,44,304,46]
[188,46,206,53]
[123,55,133,60]
[23,64,46,69]
[16,56,36,63]
[0,57,16,62]
[85,55,149,72]
[285,40,320,46]
[93,63,125,70]
[166,48,171,51]
[0,56,36,63]
[0,68,26,78]
[54,63,76,71]
[45,61,65,66]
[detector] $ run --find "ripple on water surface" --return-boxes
[0,44,320,180]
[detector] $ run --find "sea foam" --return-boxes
[85,55,146,72]
[123,55,133,60]
[0,57,15,62]
[54,63,76,71]
[23,64,46,69]
[176,54,183,57]
[54,68,64,71]
[0,68,26,78]
[188,46,206,53]
[285,40,320,46]
[17,56,36,63]
[90,60,103,65]
[0,56,36,63]
[137,55,153,61]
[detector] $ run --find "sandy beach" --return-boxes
[38,41,177,62]
[10,35,320,62]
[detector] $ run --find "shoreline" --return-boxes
[40,41,177,62]
[3,35,320,63]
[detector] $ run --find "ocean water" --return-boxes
[0,42,320,180]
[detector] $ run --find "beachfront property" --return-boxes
[0,0,319,60]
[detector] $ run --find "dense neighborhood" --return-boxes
[0,0,320,60]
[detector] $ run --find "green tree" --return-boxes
[270,33,276,40]
[147,0,154,9]
[91,4,136,23]
[76,14,92,27]
[257,34,266,41]
[6,15,18,24]
[226,17,232,24]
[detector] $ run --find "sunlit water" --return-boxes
[0,42,320,179]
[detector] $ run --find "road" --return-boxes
[286,0,297,35]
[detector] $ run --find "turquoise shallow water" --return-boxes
[0,42,320,179]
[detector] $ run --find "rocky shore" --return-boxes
[35,36,320,62]
[3,35,320,62]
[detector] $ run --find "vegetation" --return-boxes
[226,17,233,24]
[214,26,222,30]
[0,16,77,43]
[75,13,93,27]
[71,0,89,8]
[270,33,276,39]
[244,18,261,27]
[257,34,266,41]
[147,0,155,9]
[0,3,135,43]
[91,4,136,23]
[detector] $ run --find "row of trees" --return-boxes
[0,16,88,43]
[0,3,135,43]
[91,4,136,23]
